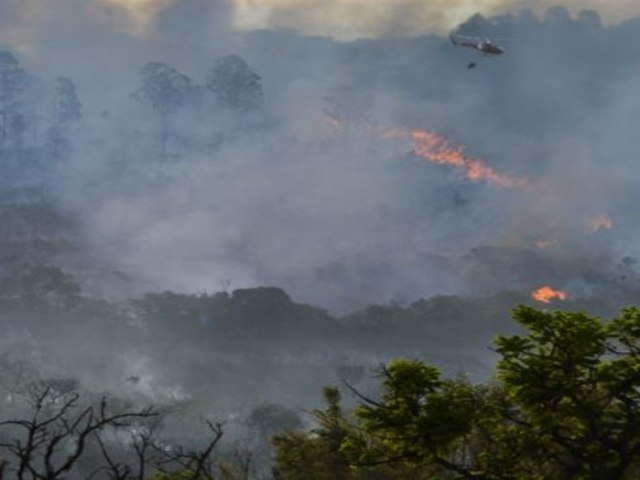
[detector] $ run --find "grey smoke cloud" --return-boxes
[0,1,638,311]
[232,0,640,38]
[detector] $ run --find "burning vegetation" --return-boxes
[325,116,532,190]
[530,285,569,304]
[386,127,532,190]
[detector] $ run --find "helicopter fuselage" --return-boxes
[450,34,505,56]
[477,41,504,55]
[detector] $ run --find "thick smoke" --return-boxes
[0,6,639,475]
[0,2,638,312]
[232,0,640,38]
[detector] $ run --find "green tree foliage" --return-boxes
[492,306,640,478]
[273,306,640,479]
[272,387,351,480]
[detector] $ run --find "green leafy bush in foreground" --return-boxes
[273,306,640,479]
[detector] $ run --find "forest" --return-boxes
[0,1,639,478]
[2,295,640,478]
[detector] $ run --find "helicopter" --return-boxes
[449,34,505,68]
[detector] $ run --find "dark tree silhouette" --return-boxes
[206,55,263,113]
[0,51,26,151]
[134,62,194,156]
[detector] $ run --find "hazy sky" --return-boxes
[100,1,636,39]
[230,1,640,38]
[6,1,640,49]
[104,0,640,33]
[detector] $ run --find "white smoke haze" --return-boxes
[231,0,640,38]
[1,5,640,472]
[4,0,628,311]
[0,0,639,368]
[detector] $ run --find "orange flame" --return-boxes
[586,214,613,234]
[530,286,568,304]
[379,127,530,189]
[323,116,531,190]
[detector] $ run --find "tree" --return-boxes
[0,265,81,310]
[0,353,38,403]
[48,76,82,159]
[125,420,224,480]
[52,77,82,126]
[134,62,194,155]
[343,360,479,479]
[206,55,263,112]
[274,306,640,478]
[493,306,640,478]
[272,387,351,480]
[0,51,27,150]
[0,388,156,479]
[0,387,228,479]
